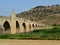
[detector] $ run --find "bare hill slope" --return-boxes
[17,5,60,25]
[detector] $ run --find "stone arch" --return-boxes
[38,25,39,27]
[3,21,11,34]
[36,24,37,27]
[38,25,39,28]
[29,24,31,32]
[16,21,20,34]
[22,22,26,32]
[32,24,34,28]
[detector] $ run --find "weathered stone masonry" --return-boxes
[0,10,44,34]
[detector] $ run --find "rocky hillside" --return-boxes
[17,5,60,25]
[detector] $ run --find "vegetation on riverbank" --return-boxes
[0,26,60,40]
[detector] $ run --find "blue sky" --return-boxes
[0,0,60,16]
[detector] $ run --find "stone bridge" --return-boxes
[0,10,45,34]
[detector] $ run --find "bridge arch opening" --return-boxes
[16,21,19,28]
[3,21,11,34]
[32,24,35,30]
[16,21,20,34]
[36,24,37,27]
[32,24,34,28]
[38,25,39,27]
[29,24,31,32]
[22,23,26,32]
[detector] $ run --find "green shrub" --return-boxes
[0,27,60,40]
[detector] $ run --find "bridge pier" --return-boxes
[11,20,16,34]
[25,21,30,32]
[19,21,24,33]
[10,10,16,34]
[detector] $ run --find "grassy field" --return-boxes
[0,27,60,40]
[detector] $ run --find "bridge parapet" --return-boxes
[0,16,11,20]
